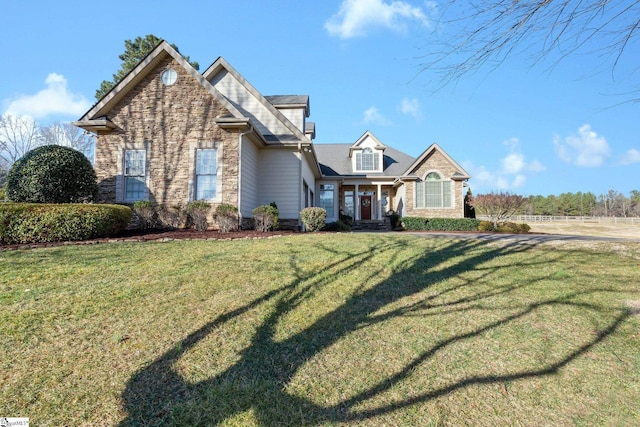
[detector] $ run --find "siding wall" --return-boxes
[257,149,301,219]
[211,70,292,136]
[239,137,259,218]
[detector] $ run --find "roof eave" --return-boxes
[72,119,118,132]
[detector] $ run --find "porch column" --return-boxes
[355,184,360,220]
[376,184,382,220]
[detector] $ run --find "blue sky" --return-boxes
[1,0,638,197]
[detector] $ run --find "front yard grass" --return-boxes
[1,234,639,426]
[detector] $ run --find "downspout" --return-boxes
[237,124,253,229]
[298,142,303,230]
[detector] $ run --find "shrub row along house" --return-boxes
[74,41,471,229]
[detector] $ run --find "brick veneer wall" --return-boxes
[404,150,465,218]
[93,57,239,222]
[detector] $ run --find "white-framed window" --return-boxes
[124,149,146,201]
[355,147,380,171]
[195,149,217,200]
[415,172,452,208]
[343,190,355,217]
[319,184,335,217]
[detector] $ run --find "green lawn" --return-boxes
[1,234,639,426]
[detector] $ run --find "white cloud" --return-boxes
[553,124,610,167]
[463,137,545,192]
[325,0,433,39]
[399,97,422,120]
[501,152,525,175]
[4,73,90,119]
[362,106,392,126]
[620,148,640,165]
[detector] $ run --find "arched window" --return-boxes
[415,172,452,208]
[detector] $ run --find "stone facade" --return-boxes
[404,150,465,218]
[94,57,239,218]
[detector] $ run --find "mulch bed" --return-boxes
[1,228,298,251]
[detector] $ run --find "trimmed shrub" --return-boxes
[6,145,98,203]
[478,220,495,232]
[157,204,186,230]
[401,217,481,231]
[253,205,279,232]
[497,222,531,233]
[216,203,239,233]
[133,201,156,229]
[388,212,400,229]
[0,203,131,244]
[478,220,530,233]
[186,201,211,231]
[300,207,327,232]
[339,213,353,225]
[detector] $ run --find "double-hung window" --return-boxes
[124,150,146,201]
[415,172,451,208]
[196,149,217,200]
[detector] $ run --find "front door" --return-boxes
[360,195,372,220]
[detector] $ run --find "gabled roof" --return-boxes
[315,143,415,177]
[349,130,387,157]
[202,57,309,143]
[74,41,243,126]
[402,143,471,180]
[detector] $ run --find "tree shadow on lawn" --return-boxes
[118,237,632,426]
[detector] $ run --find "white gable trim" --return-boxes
[403,143,471,180]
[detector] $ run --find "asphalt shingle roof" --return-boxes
[314,143,416,177]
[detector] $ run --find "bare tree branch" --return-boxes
[421,0,640,95]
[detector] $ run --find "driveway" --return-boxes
[405,231,640,244]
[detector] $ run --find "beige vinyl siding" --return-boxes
[257,149,300,219]
[211,70,292,136]
[278,108,305,133]
[301,153,316,211]
[240,138,259,218]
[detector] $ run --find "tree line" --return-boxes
[477,191,640,218]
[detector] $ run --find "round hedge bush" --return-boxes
[6,145,98,203]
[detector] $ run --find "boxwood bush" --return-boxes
[300,207,326,232]
[253,205,279,232]
[401,217,481,231]
[186,201,212,231]
[215,203,239,233]
[0,203,132,244]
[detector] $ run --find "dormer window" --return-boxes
[356,147,380,171]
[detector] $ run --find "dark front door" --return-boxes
[360,195,372,220]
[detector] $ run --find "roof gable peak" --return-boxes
[76,41,243,123]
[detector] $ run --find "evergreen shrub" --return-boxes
[0,203,131,244]
[300,207,326,232]
[6,145,98,203]
[216,203,239,233]
[401,217,481,231]
[186,201,211,231]
[253,205,279,232]
[132,201,156,229]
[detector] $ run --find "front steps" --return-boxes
[351,220,390,232]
